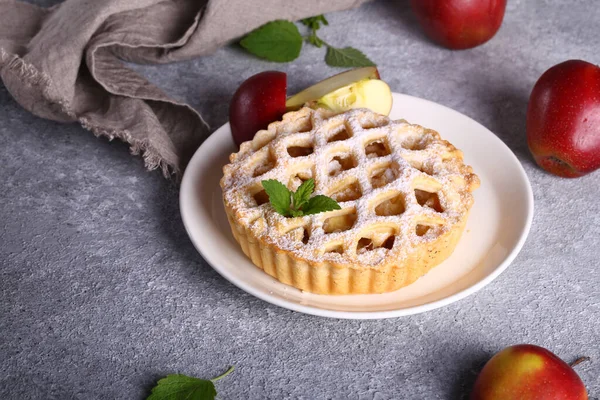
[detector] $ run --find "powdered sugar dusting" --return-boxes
[221,107,479,267]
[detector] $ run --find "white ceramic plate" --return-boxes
[180,93,534,319]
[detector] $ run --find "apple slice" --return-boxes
[285,67,392,115]
[316,79,392,116]
[229,71,287,147]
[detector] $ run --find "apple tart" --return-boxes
[221,107,479,295]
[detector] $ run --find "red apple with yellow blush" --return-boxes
[470,344,588,400]
[527,60,600,178]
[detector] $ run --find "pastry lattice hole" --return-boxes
[357,237,374,253]
[288,144,314,158]
[281,225,311,244]
[365,138,391,158]
[288,170,313,191]
[415,223,442,237]
[323,210,357,234]
[415,189,444,212]
[330,180,362,202]
[375,193,405,216]
[252,151,276,177]
[412,161,434,175]
[356,235,395,254]
[253,189,269,206]
[327,124,351,143]
[302,227,310,244]
[382,235,395,249]
[401,135,429,151]
[370,162,400,188]
[328,154,357,177]
[401,155,434,175]
[416,224,430,237]
[324,242,344,254]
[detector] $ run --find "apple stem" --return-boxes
[569,356,591,368]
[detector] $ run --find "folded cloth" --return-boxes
[0,0,367,177]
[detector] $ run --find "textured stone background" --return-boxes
[1,0,599,399]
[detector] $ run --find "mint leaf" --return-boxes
[147,367,234,400]
[325,46,376,68]
[262,180,292,216]
[147,375,216,400]
[303,195,342,215]
[262,179,340,217]
[240,20,303,62]
[292,179,314,210]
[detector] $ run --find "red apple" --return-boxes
[471,344,588,400]
[527,60,600,178]
[410,0,506,50]
[229,71,287,147]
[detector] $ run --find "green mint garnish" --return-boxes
[325,46,376,68]
[291,178,314,211]
[261,179,292,216]
[261,178,341,217]
[147,366,234,400]
[239,14,375,68]
[240,20,302,62]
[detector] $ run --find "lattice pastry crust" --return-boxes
[221,107,479,294]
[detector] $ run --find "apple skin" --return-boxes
[229,71,287,147]
[470,344,588,400]
[527,60,600,178]
[410,0,506,50]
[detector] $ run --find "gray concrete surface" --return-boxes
[1,1,599,399]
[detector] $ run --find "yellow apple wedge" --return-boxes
[285,67,393,116]
[316,79,392,116]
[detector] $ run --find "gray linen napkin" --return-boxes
[0,0,367,177]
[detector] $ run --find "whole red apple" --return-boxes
[410,0,507,50]
[470,344,588,400]
[527,60,600,177]
[229,71,287,147]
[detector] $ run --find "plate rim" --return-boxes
[180,93,535,319]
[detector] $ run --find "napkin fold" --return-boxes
[0,0,367,176]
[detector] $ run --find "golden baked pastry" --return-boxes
[221,107,479,295]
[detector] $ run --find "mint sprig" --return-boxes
[240,14,375,68]
[261,178,341,217]
[147,366,234,400]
